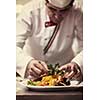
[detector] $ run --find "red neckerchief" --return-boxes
[45,21,57,27]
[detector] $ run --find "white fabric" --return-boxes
[16,0,83,77]
[16,5,23,14]
[48,0,72,8]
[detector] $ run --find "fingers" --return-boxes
[30,66,41,76]
[73,69,83,81]
[59,64,71,72]
[59,63,82,79]
[28,68,40,78]
[64,71,75,79]
[38,61,49,72]
[26,60,48,79]
[59,64,67,70]
[73,68,81,78]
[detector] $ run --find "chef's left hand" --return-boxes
[59,62,82,81]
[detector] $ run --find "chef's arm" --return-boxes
[16,10,34,78]
[71,8,83,72]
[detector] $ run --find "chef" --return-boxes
[16,0,83,82]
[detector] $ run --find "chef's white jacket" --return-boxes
[16,0,83,77]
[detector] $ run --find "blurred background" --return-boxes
[16,0,31,5]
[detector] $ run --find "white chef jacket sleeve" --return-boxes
[16,8,34,78]
[71,8,83,72]
[71,51,83,72]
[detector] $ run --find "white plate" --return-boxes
[23,81,83,91]
[26,85,82,91]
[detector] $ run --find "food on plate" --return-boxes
[27,63,70,86]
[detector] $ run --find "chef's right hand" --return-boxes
[25,60,49,79]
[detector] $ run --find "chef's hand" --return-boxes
[25,60,49,79]
[59,62,83,81]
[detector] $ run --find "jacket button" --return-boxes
[45,38,48,40]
